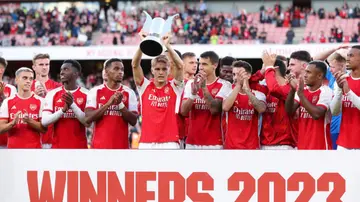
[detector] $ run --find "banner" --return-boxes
[0,150,358,202]
[0,43,356,61]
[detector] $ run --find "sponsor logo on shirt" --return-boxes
[10,112,39,123]
[98,104,123,116]
[232,106,254,120]
[300,106,313,119]
[55,107,76,118]
[148,94,170,108]
[342,95,357,108]
[265,102,277,113]
[194,98,209,110]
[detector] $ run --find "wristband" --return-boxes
[119,102,125,110]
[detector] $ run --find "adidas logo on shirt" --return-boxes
[100,96,106,100]
[11,106,16,109]
[57,99,62,103]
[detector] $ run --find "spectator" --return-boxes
[258,29,267,43]
[304,32,315,43]
[249,24,258,39]
[351,32,359,42]
[319,31,327,43]
[318,8,325,19]
[286,28,295,44]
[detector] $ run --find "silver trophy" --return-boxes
[140,11,178,57]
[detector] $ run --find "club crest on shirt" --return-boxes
[30,104,37,111]
[122,95,127,102]
[211,88,218,95]
[77,98,84,105]
[312,96,318,103]
[164,87,169,94]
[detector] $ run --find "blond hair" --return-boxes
[151,55,169,67]
[327,51,346,64]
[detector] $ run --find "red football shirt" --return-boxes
[0,83,17,146]
[43,86,88,149]
[31,79,62,145]
[137,78,184,143]
[295,86,333,150]
[183,78,232,146]
[337,76,360,148]
[0,93,43,148]
[223,85,266,149]
[86,84,138,149]
[260,68,296,147]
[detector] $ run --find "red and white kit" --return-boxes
[0,93,44,148]
[86,84,138,149]
[223,85,266,149]
[137,78,184,149]
[295,86,333,150]
[183,78,231,149]
[332,76,360,149]
[43,86,88,149]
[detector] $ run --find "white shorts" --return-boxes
[42,144,52,149]
[261,145,295,150]
[337,145,360,150]
[138,142,180,149]
[0,146,7,149]
[186,144,223,150]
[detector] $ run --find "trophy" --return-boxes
[140,11,179,57]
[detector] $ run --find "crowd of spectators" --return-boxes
[0,3,99,46]
[1,1,359,46]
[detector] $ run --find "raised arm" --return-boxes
[313,45,349,61]
[131,32,146,86]
[285,75,300,115]
[243,79,267,113]
[163,34,184,82]
[222,86,239,112]
[337,72,360,110]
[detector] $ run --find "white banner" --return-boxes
[0,43,357,60]
[0,150,359,202]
